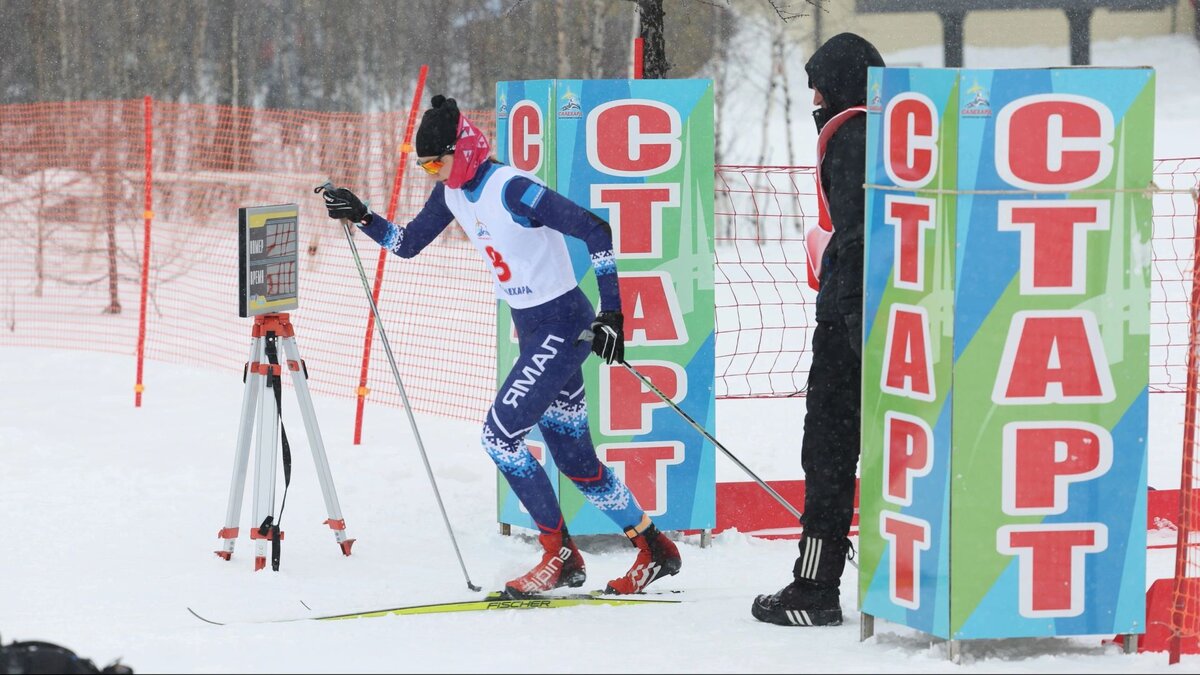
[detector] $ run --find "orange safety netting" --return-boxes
[0,98,497,424]
[1,101,1198,411]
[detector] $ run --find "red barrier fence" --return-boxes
[1,100,1198,415]
[0,98,496,426]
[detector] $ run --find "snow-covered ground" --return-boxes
[0,347,1186,673]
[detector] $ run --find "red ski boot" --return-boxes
[605,522,681,594]
[504,529,587,598]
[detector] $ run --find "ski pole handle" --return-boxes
[314,181,341,222]
[314,181,360,234]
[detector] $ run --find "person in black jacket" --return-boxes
[752,32,885,627]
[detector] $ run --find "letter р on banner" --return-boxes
[859,66,1153,640]
[494,79,716,535]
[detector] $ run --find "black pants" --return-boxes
[799,318,862,540]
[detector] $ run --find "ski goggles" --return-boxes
[416,144,456,174]
[416,156,446,175]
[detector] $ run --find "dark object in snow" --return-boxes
[0,635,133,674]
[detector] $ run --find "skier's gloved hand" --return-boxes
[322,187,370,223]
[586,311,625,364]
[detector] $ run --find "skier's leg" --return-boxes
[489,295,593,595]
[541,370,682,595]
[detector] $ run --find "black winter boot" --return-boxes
[751,535,849,626]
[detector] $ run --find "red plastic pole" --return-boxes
[1170,195,1200,664]
[385,65,428,222]
[633,37,644,79]
[352,64,428,444]
[134,95,153,407]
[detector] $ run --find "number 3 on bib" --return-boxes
[486,245,512,282]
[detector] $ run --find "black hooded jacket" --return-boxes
[805,33,885,354]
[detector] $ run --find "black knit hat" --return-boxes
[415,95,461,157]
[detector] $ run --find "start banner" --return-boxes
[859,66,1154,640]
[494,79,716,534]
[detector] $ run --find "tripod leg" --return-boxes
[216,337,264,560]
[250,336,282,571]
[280,335,355,555]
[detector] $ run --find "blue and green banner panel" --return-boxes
[860,66,1153,640]
[495,79,716,534]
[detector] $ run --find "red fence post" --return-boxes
[634,37,645,79]
[135,95,153,407]
[353,65,429,444]
[1171,192,1200,664]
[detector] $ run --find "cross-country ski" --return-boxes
[186,590,679,626]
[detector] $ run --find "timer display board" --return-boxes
[238,203,299,317]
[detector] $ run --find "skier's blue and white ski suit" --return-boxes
[357,160,644,533]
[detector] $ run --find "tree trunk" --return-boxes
[103,106,121,315]
[230,7,247,172]
[776,26,795,166]
[756,37,779,169]
[29,2,53,101]
[103,188,122,315]
[230,8,240,109]
[637,0,669,78]
[192,2,209,101]
[35,172,45,298]
[589,0,606,77]
[711,2,726,168]
[756,28,782,243]
[56,0,71,101]
[555,1,569,79]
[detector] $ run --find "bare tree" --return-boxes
[709,2,728,167]
[588,0,608,77]
[764,0,827,23]
[56,1,73,101]
[776,23,796,166]
[190,2,210,103]
[0,0,738,112]
[636,0,669,78]
[555,1,570,79]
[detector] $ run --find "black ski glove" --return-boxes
[322,187,370,223]
[586,311,625,365]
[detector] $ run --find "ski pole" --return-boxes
[613,357,804,522]
[610,355,861,566]
[577,324,804,521]
[315,182,481,593]
[609,355,859,566]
